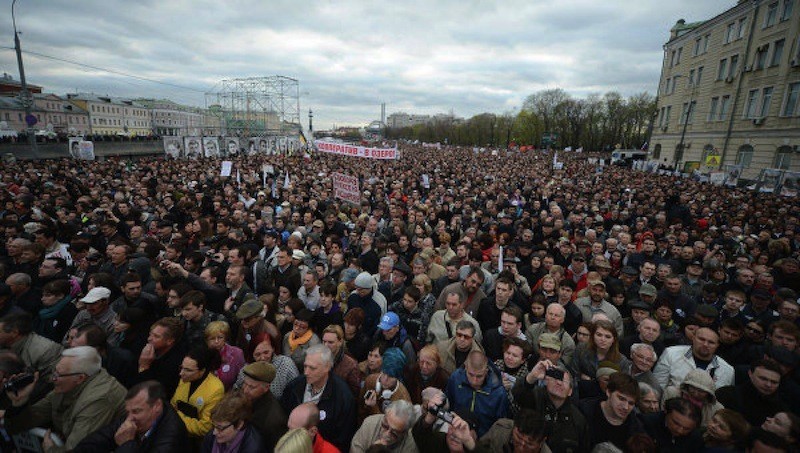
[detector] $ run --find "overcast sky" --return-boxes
[2,0,735,130]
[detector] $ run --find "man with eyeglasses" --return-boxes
[565,253,589,292]
[3,346,127,452]
[352,399,418,452]
[624,343,662,395]
[73,380,188,452]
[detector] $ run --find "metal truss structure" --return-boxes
[204,76,300,137]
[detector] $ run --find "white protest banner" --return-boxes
[77,141,95,160]
[759,168,783,193]
[421,174,430,189]
[781,171,800,197]
[316,140,398,160]
[709,172,726,186]
[332,172,360,204]
[724,165,742,187]
[220,161,232,177]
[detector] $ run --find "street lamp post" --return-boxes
[12,0,38,158]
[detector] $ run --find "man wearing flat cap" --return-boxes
[575,280,624,337]
[240,361,287,450]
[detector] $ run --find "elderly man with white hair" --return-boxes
[280,344,357,452]
[351,399,419,452]
[623,343,662,395]
[2,346,127,452]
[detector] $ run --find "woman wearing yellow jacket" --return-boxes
[171,346,225,439]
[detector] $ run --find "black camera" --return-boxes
[428,403,454,424]
[545,367,565,381]
[3,372,35,395]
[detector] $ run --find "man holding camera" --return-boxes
[413,389,486,453]
[511,359,588,453]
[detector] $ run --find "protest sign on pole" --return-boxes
[332,172,360,205]
[220,161,232,177]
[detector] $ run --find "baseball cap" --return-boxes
[80,287,111,304]
[378,312,401,330]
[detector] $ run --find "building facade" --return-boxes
[651,0,800,178]
[136,98,204,136]
[33,94,90,136]
[387,112,432,129]
[66,94,151,137]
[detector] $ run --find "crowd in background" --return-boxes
[0,145,798,453]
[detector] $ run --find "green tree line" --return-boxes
[384,89,658,151]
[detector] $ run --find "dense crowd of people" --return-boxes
[0,144,798,453]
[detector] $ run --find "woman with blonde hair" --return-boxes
[205,321,245,390]
[321,324,361,396]
[275,428,312,453]
[402,343,449,404]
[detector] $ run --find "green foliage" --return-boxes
[385,89,657,151]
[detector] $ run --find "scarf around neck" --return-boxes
[288,329,313,352]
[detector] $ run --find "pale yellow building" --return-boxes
[651,0,800,178]
[66,94,150,137]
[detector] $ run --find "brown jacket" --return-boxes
[437,337,484,374]
[357,373,412,422]
[333,350,362,397]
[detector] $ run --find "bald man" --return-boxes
[287,403,338,453]
[652,327,734,389]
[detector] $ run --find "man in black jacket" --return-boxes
[715,358,788,426]
[280,344,356,452]
[73,380,187,452]
[512,359,588,452]
[134,317,186,396]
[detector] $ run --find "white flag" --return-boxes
[498,246,504,273]
[283,172,290,189]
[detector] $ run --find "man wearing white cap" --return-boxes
[66,287,117,346]
[348,272,384,337]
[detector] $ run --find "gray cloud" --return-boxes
[2,0,735,129]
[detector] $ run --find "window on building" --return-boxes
[760,87,774,117]
[765,2,779,27]
[689,69,695,86]
[738,17,749,39]
[688,101,696,123]
[665,105,672,125]
[696,66,704,85]
[718,58,728,80]
[781,0,794,21]
[736,145,754,167]
[726,23,737,43]
[676,47,682,65]
[728,55,739,78]
[783,82,800,116]
[719,95,732,120]
[694,38,702,56]
[703,34,710,53]
[775,145,793,169]
[745,89,760,118]
[755,45,769,69]
[771,39,785,66]
[664,78,671,95]
[653,144,662,159]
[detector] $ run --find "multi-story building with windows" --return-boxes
[33,94,90,136]
[135,98,204,136]
[651,0,799,178]
[65,94,151,137]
